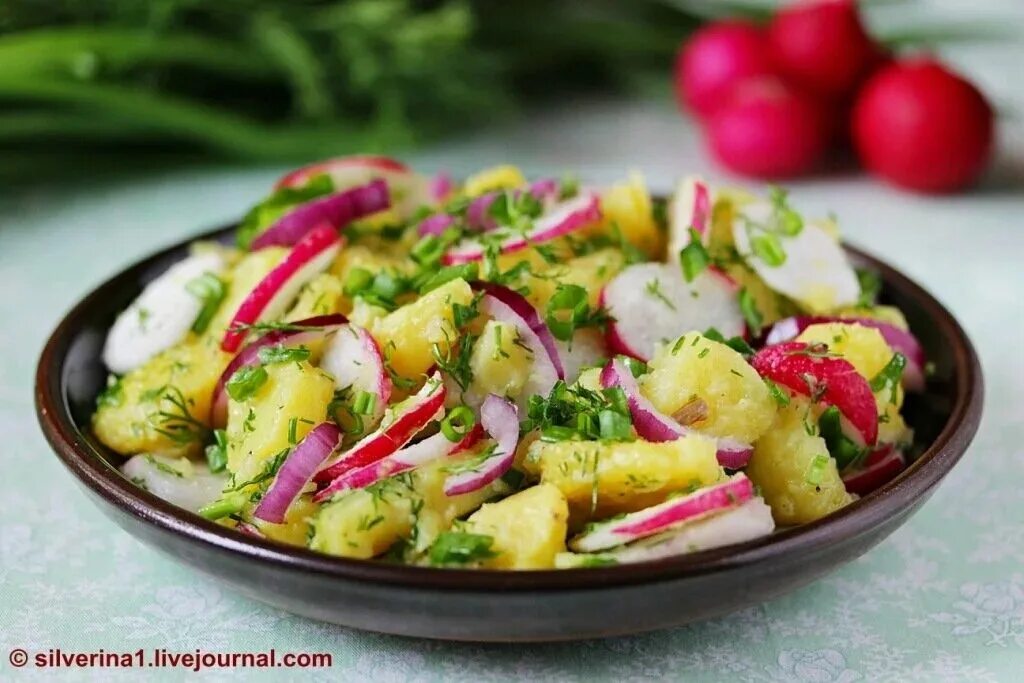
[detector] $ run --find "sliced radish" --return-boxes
[765,315,926,391]
[599,357,751,468]
[570,474,754,552]
[221,225,342,353]
[251,179,389,250]
[121,454,227,513]
[752,341,878,446]
[555,328,608,386]
[443,394,520,496]
[667,175,712,260]
[464,179,562,232]
[733,202,859,310]
[275,155,429,219]
[601,262,744,361]
[253,422,342,523]
[314,374,446,495]
[474,281,564,377]
[103,250,227,374]
[842,446,906,496]
[442,192,601,266]
[210,314,347,426]
[320,324,392,430]
[417,213,457,237]
[600,498,775,564]
[323,423,484,493]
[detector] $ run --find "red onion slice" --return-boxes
[428,172,456,203]
[443,394,520,496]
[570,474,754,551]
[253,422,343,523]
[417,213,457,237]
[251,179,389,250]
[764,315,926,391]
[210,314,348,427]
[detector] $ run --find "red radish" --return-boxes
[428,172,456,204]
[675,20,775,118]
[667,175,712,261]
[120,453,227,513]
[767,0,878,98]
[254,422,342,523]
[852,59,993,193]
[441,193,601,265]
[842,446,906,496]
[765,315,926,391]
[275,155,430,217]
[752,341,878,446]
[251,179,389,250]
[732,203,859,310]
[593,498,775,564]
[275,155,410,190]
[600,358,754,469]
[601,262,744,362]
[210,314,348,427]
[474,282,564,381]
[220,225,342,354]
[443,394,520,496]
[235,522,264,538]
[103,250,227,374]
[329,424,484,493]
[706,76,831,178]
[417,214,457,237]
[314,374,446,495]
[570,474,755,552]
[320,324,392,430]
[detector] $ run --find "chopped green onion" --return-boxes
[418,263,479,294]
[441,405,476,442]
[372,271,403,301]
[205,429,229,473]
[869,353,907,403]
[185,272,227,335]
[541,425,577,442]
[737,287,763,336]
[411,235,445,265]
[679,228,710,282]
[598,409,631,440]
[545,284,589,341]
[429,531,497,565]
[764,378,791,407]
[621,356,648,378]
[805,454,830,486]
[343,267,374,296]
[750,233,786,267]
[352,390,377,416]
[198,493,248,521]
[818,406,864,470]
[226,365,268,402]
[777,207,803,236]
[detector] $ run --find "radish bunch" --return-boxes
[675,0,994,193]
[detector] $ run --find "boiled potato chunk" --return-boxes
[464,483,569,569]
[529,434,721,523]
[525,248,626,310]
[747,398,853,525]
[370,278,473,380]
[466,320,534,403]
[252,495,318,547]
[207,247,286,336]
[796,322,909,444]
[93,337,230,457]
[463,165,526,196]
[599,171,664,257]
[642,332,776,444]
[286,273,343,320]
[226,361,335,487]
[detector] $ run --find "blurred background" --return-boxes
[0,0,1020,191]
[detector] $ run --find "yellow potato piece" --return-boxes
[371,278,473,380]
[599,171,664,258]
[463,165,526,196]
[464,484,569,569]
[529,434,721,523]
[642,332,776,444]
[207,247,286,337]
[467,320,534,402]
[92,337,230,457]
[252,495,318,547]
[226,361,335,487]
[747,398,853,525]
[286,273,344,320]
[524,247,626,310]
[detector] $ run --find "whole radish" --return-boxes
[852,59,993,193]
[706,76,831,178]
[768,0,880,99]
[675,20,775,118]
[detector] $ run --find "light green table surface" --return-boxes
[3,85,1023,680]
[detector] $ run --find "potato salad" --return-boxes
[94,157,924,569]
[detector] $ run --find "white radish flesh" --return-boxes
[121,454,227,513]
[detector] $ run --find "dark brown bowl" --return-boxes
[36,223,982,642]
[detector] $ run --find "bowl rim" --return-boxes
[35,224,983,593]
